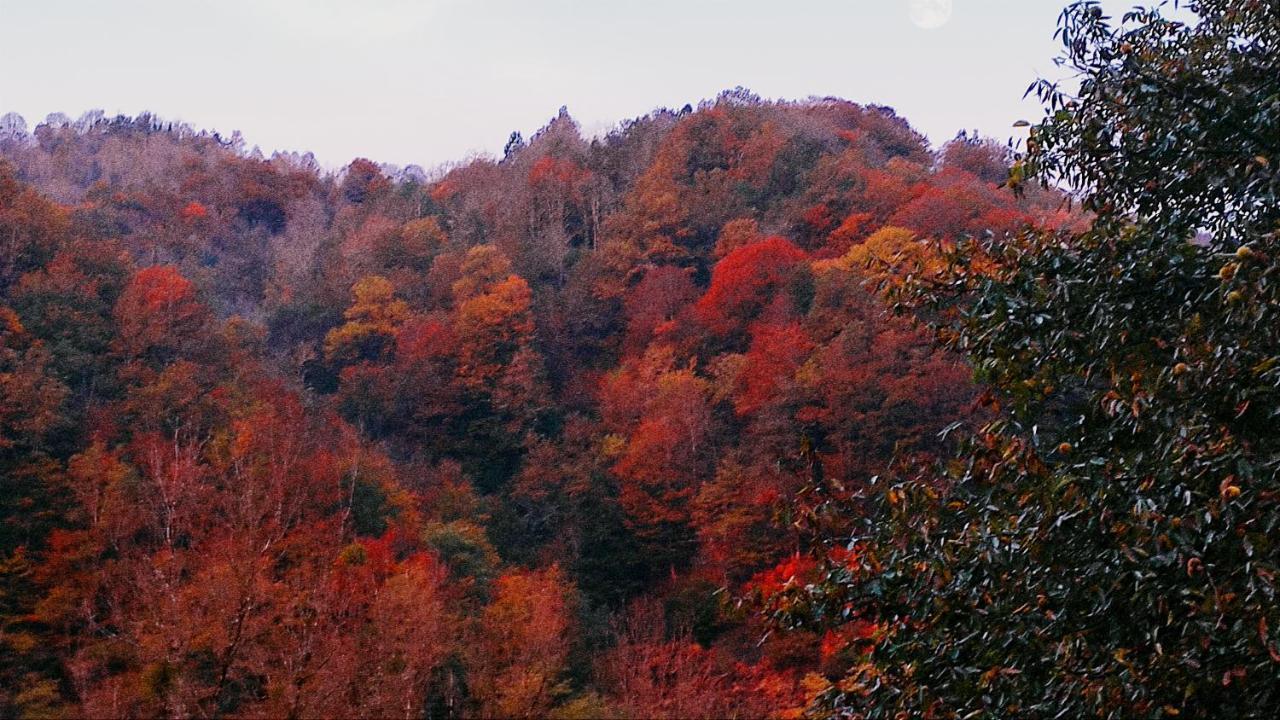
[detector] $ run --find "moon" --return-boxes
[909,0,953,30]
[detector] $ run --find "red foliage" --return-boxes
[734,322,814,416]
[623,265,699,354]
[826,211,874,255]
[695,236,807,336]
[615,419,692,526]
[801,203,837,234]
[430,178,457,202]
[889,167,1030,241]
[112,265,208,366]
[749,553,818,600]
[395,316,454,366]
[117,265,199,322]
[179,200,208,221]
[341,158,390,203]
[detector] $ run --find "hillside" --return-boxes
[0,93,1072,717]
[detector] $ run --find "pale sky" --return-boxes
[0,1,1128,169]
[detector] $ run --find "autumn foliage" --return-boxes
[0,90,1069,718]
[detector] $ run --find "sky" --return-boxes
[0,0,1124,170]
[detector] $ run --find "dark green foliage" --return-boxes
[236,198,286,234]
[571,496,651,607]
[777,3,1280,717]
[424,520,500,585]
[350,477,394,536]
[664,578,729,646]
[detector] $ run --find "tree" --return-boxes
[941,130,1013,185]
[0,85,1143,717]
[695,236,808,338]
[0,306,70,715]
[12,239,131,396]
[777,3,1280,717]
[451,244,515,302]
[0,163,70,291]
[713,218,764,259]
[112,265,210,371]
[373,216,446,275]
[324,275,409,367]
[454,274,535,395]
[731,321,812,417]
[622,265,699,355]
[0,308,67,464]
[596,600,773,719]
[340,158,390,204]
[466,566,575,718]
[603,347,716,570]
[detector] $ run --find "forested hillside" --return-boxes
[6,2,1278,714]
[0,91,1069,717]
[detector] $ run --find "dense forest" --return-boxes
[2,1,1279,718]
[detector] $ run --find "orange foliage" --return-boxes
[467,566,576,718]
[112,265,208,367]
[454,274,534,392]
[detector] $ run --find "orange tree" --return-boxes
[768,2,1280,717]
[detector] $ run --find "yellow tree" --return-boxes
[323,275,410,367]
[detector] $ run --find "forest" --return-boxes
[1,1,1279,717]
